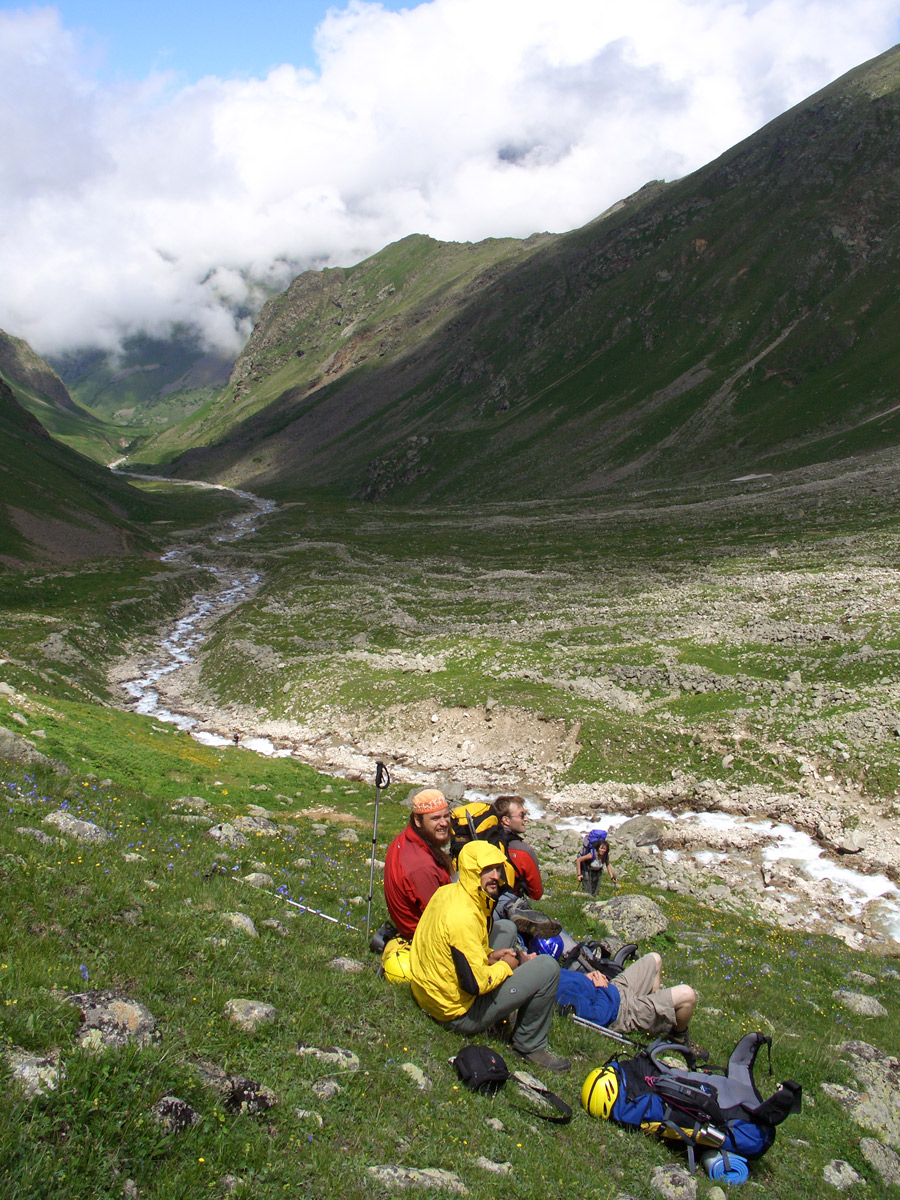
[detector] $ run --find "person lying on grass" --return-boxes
[409,840,571,1073]
[556,952,708,1059]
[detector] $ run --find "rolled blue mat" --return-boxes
[701,1150,750,1184]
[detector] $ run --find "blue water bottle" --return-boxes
[701,1150,749,1184]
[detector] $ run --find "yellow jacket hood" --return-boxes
[457,840,508,909]
[409,840,514,1020]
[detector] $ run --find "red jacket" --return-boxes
[384,822,452,939]
[505,837,543,901]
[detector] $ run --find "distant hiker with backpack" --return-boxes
[383,789,453,940]
[410,840,571,1073]
[576,828,618,894]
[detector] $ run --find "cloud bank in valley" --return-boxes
[1,0,897,357]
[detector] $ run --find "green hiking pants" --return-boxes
[443,919,561,1054]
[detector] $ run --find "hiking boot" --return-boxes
[670,1029,710,1063]
[512,909,562,940]
[514,1046,571,1073]
[368,921,398,955]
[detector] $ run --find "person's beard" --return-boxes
[414,818,453,872]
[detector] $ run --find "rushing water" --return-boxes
[119,485,274,735]
[544,804,900,941]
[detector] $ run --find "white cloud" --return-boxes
[0,0,897,356]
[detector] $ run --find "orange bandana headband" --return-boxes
[412,788,448,814]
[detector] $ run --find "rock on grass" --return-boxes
[366,1166,468,1194]
[5,1048,64,1097]
[68,991,159,1051]
[224,998,277,1031]
[43,811,113,843]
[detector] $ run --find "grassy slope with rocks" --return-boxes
[191,455,900,809]
[1,691,899,1199]
[136,45,900,505]
[1,464,899,1193]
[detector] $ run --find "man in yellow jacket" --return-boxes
[410,840,570,1072]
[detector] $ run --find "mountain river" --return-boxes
[117,483,900,947]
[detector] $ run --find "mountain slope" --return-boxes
[137,231,554,470]
[154,45,900,502]
[0,377,162,564]
[0,329,129,463]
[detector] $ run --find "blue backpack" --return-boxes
[582,1032,801,1175]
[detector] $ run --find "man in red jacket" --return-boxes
[383,789,453,940]
[494,794,543,902]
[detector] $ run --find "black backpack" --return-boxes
[453,1045,573,1124]
[454,1044,509,1093]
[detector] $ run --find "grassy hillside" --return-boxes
[0,331,125,464]
[1,445,899,1196]
[140,45,900,504]
[1,682,898,1199]
[0,373,247,565]
[0,379,151,564]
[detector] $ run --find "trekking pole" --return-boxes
[230,876,361,931]
[568,1013,637,1047]
[365,760,391,939]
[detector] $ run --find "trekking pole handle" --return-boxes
[366,761,390,939]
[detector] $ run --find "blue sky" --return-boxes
[1,0,898,355]
[21,0,409,81]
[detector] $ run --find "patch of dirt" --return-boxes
[353,700,581,791]
[179,697,582,795]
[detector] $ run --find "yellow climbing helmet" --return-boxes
[381,937,413,985]
[581,1064,620,1119]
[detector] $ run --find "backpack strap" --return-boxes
[511,1070,574,1124]
[726,1032,771,1104]
[647,1040,705,1073]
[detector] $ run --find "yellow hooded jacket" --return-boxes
[409,840,514,1020]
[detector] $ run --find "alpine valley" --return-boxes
[2,43,900,1200]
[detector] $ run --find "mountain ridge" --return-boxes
[133,43,900,503]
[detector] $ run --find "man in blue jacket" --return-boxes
[556,952,706,1057]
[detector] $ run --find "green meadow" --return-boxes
[0,709,897,1199]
